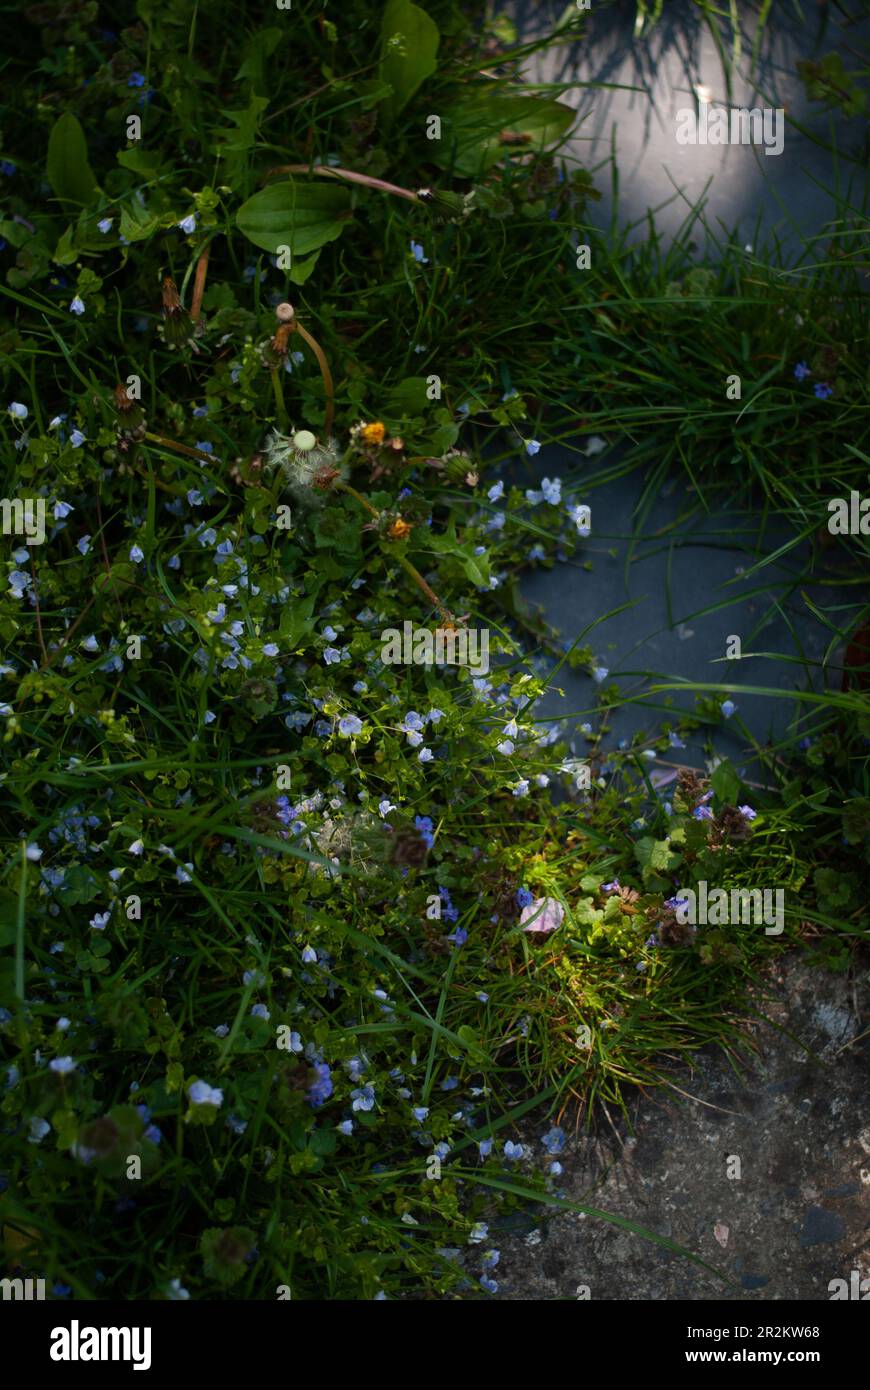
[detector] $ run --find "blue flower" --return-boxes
[813,382,833,399]
[188,1080,223,1107]
[692,805,714,821]
[308,1063,333,1108]
[410,240,429,264]
[525,439,541,457]
[418,747,433,763]
[0,160,16,176]
[338,1119,354,1136]
[97,218,113,233]
[127,71,146,87]
[351,1085,376,1113]
[720,699,737,718]
[793,361,811,381]
[49,1056,76,1075]
[178,213,198,235]
[69,296,85,316]
[301,945,317,964]
[414,814,434,849]
[129,544,145,563]
[738,804,757,820]
[540,1126,565,1155]
[338,715,362,737]
[69,429,86,448]
[8,401,27,419]
[77,535,91,555]
[503,1140,524,1160]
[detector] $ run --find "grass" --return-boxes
[0,0,867,1301]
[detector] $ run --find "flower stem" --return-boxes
[190,242,211,324]
[264,164,425,205]
[144,432,217,465]
[335,482,453,621]
[292,320,334,437]
[270,367,289,431]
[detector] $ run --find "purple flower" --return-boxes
[738,804,757,821]
[127,71,146,87]
[793,362,811,381]
[692,805,714,821]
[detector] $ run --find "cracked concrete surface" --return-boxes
[494,954,870,1301]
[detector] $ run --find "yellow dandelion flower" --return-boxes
[360,421,386,446]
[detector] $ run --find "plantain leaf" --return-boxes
[379,0,440,123]
[46,112,100,206]
[235,179,352,256]
[434,89,576,177]
[288,249,321,286]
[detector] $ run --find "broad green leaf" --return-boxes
[288,249,321,286]
[379,0,440,123]
[235,26,283,92]
[434,90,576,177]
[710,758,741,806]
[119,200,161,243]
[116,147,163,179]
[383,376,430,418]
[235,179,351,256]
[46,112,100,206]
[52,226,78,266]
